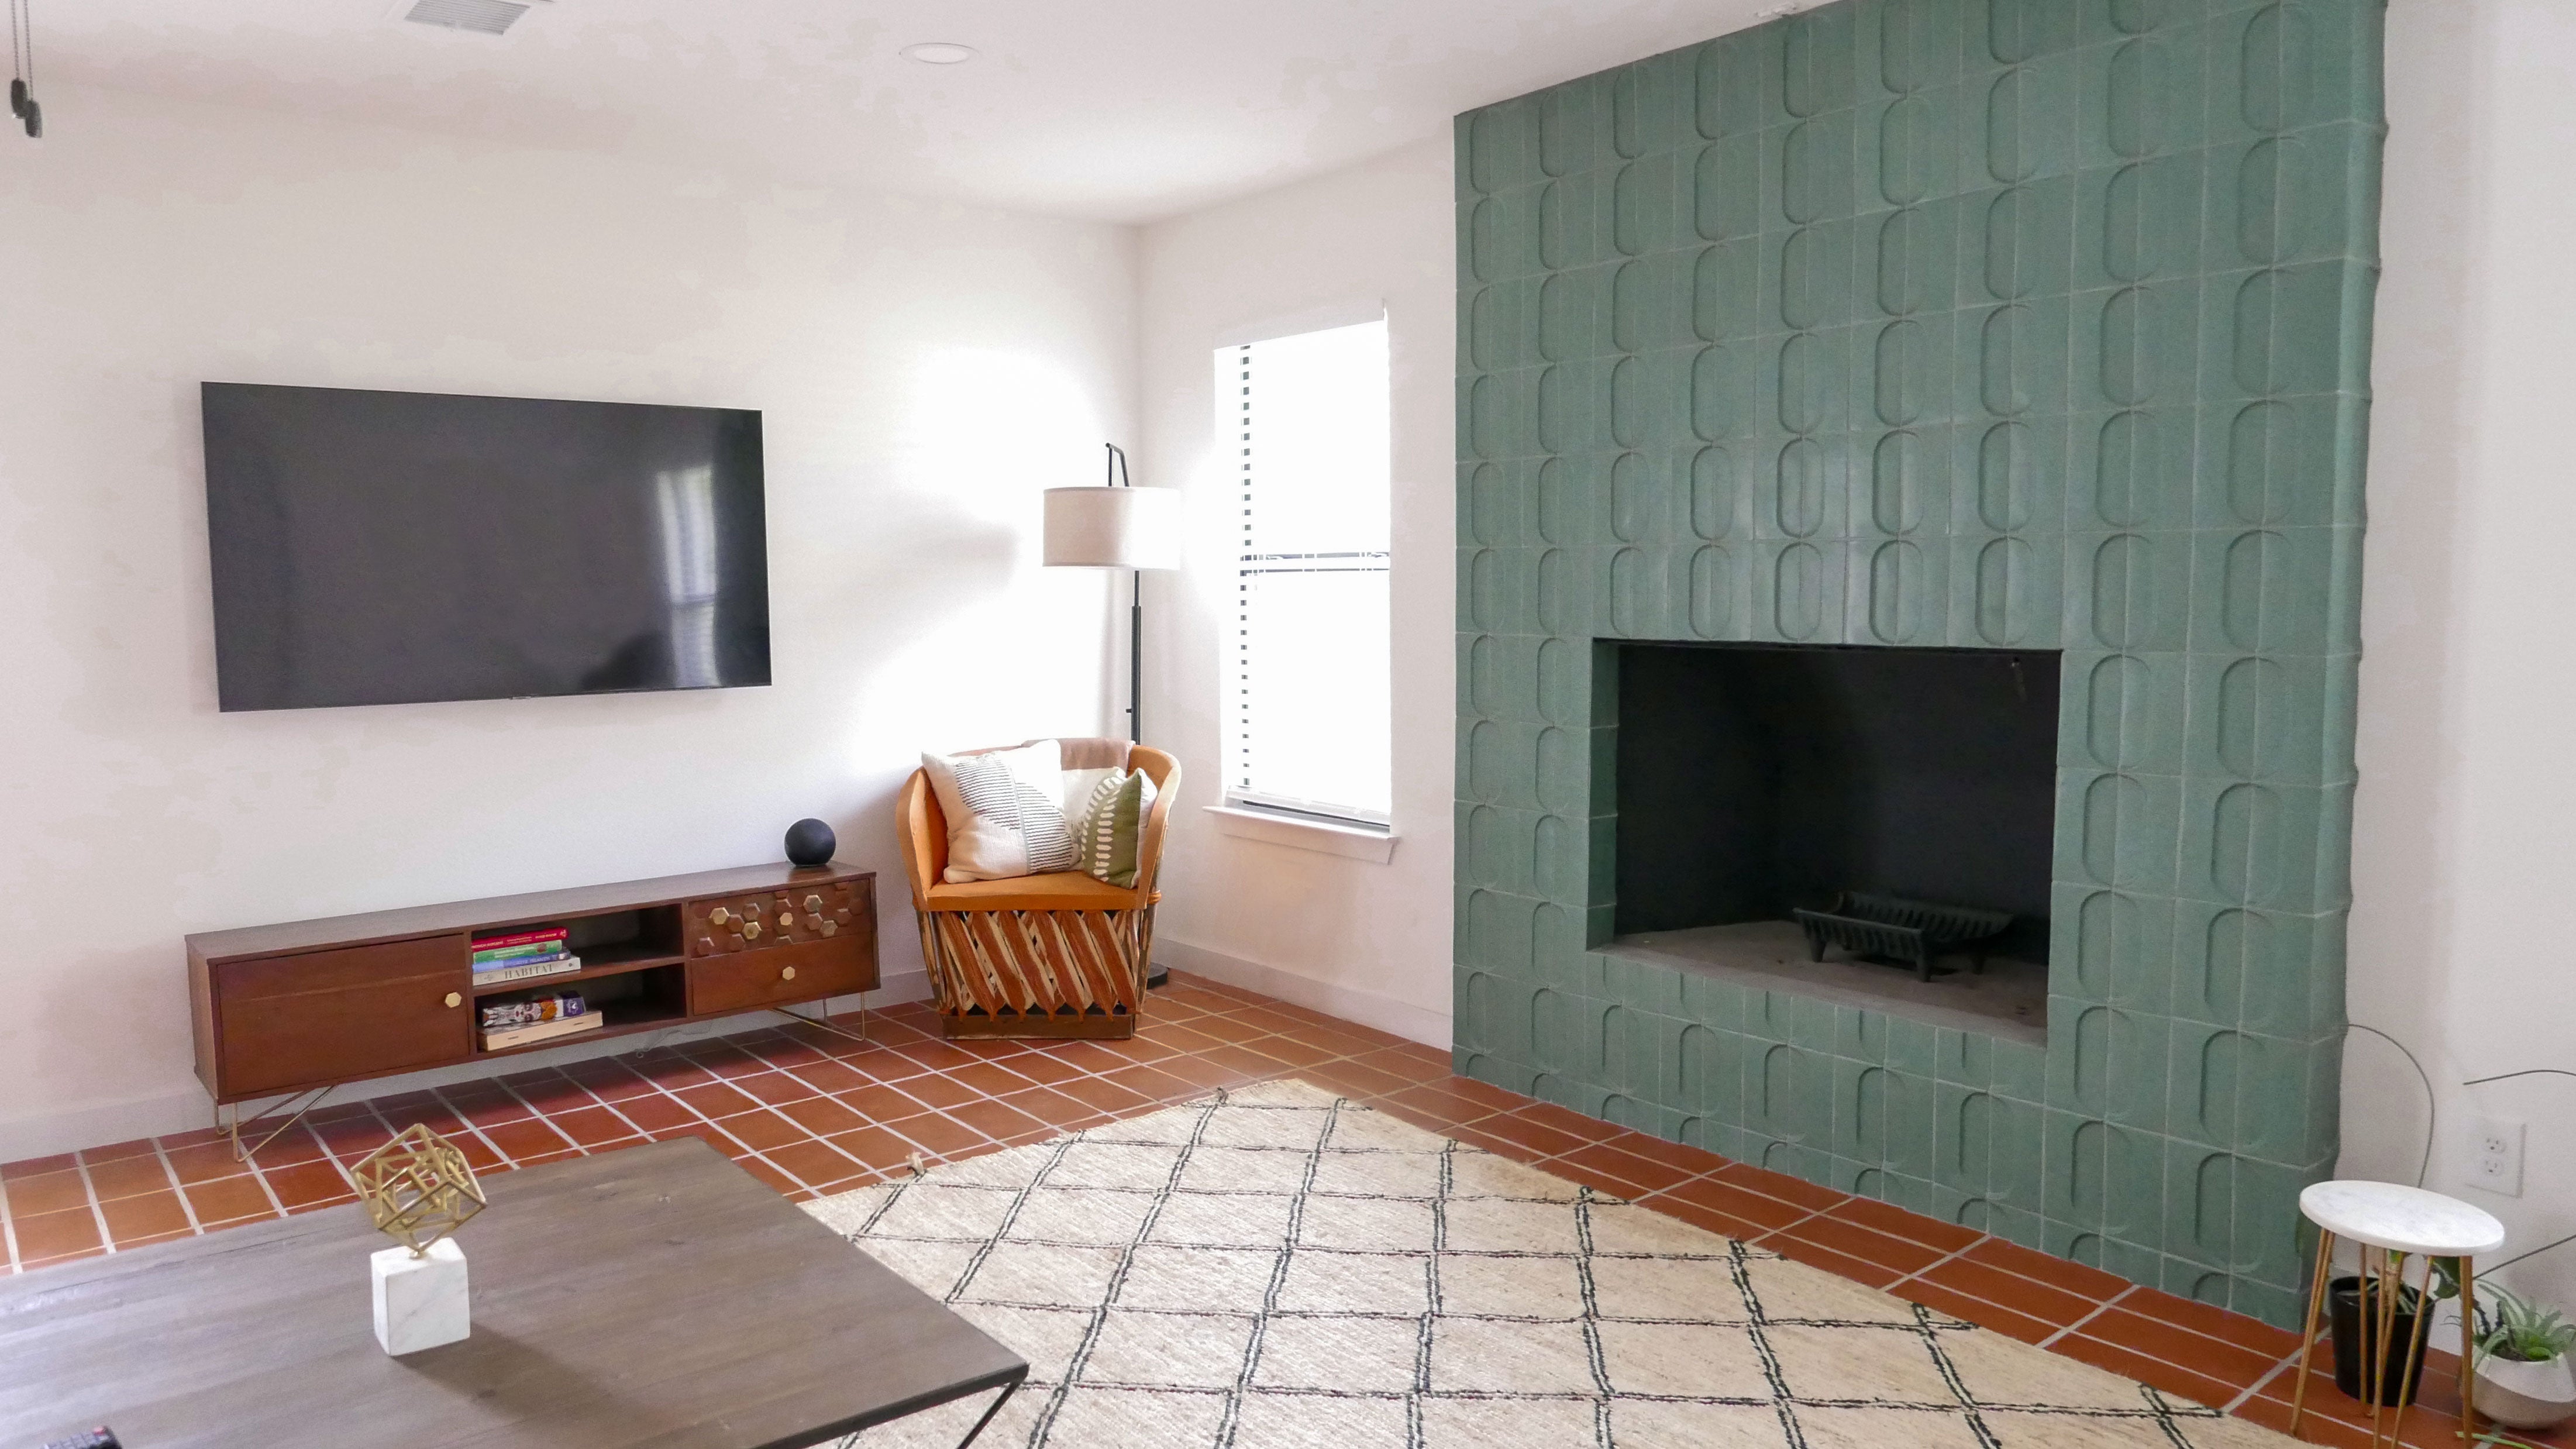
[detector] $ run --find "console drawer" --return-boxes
[688,933,877,1016]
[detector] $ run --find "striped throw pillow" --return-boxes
[1073,768,1158,888]
[922,741,1079,882]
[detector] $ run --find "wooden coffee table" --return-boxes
[0,1138,1027,1447]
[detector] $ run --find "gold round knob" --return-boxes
[709,907,732,925]
[743,921,762,940]
[780,965,796,981]
[444,992,462,1009]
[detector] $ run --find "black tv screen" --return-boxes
[202,383,770,711]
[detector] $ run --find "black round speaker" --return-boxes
[784,818,836,868]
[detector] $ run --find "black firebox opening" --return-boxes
[1614,642,2060,967]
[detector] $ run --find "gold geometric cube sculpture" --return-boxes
[352,1123,486,1258]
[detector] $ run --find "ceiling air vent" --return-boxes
[401,0,537,37]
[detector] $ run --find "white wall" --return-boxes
[2347,0,2576,1314]
[1135,138,1458,1047]
[0,86,1137,1159]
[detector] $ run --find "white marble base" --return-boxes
[371,1240,470,1355]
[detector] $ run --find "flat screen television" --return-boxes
[201,383,769,711]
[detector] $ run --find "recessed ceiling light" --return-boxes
[901,42,977,65]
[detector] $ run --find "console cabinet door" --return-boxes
[214,936,471,1099]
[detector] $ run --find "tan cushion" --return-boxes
[921,870,1143,913]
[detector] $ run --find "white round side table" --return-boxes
[2292,1180,2508,1448]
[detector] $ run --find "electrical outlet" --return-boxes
[2468,1117,2525,1196]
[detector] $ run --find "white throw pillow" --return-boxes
[921,741,1079,883]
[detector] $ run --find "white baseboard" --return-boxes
[1155,939,1452,1051]
[0,969,935,1165]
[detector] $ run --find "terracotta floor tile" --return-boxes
[731,1071,822,1108]
[1634,1190,1779,1243]
[163,1141,253,1186]
[1,1154,78,1181]
[1894,1277,2058,1345]
[1552,1141,1697,1196]
[84,1154,175,1203]
[600,1091,698,1134]
[1141,1023,1228,1055]
[181,1173,277,1226]
[945,1061,1036,1097]
[371,1101,472,1136]
[1823,1195,1983,1255]
[2,1169,91,1219]
[313,1116,397,1159]
[2121,1282,2306,1361]
[240,1124,332,1168]
[11,1206,102,1261]
[1370,1097,1476,1138]
[1764,1213,1944,1279]
[628,1055,720,1091]
[893,1042,986,1073]
[479,1117,577,1163]
[784,1058,872,1095]
[891,1072,983,1112]
[260,1160,353,1210]
[1548,1154,1666,1200]
[1443,1122,1556,1166]
[996,1087,1093,1128]
[82,1137,163,1164]
[1346,1047,1447,1084]
[1765,1230,1909,1290]
[1200,1042,1298,1079]
[679,1045,772,1081]
[776,1096,869,1138]
[99,1191,191,1244]
[2082,1303,2284,1386]
[2231,1392,2386,1449]
[545,1106,639,1149]
[1504,1100,1615,1141]
[673,1081,761,1120]
[1652,1175,1822,1235]
[884,1113,989,1159]
[1913,1253,2099,1328]
[454,1135,507,1174]
[1296,1059,1414,1099]
[838,1083,936,1124]
[828,1127,918,1173]
[441,1089,536,1129]
[761,1138,865,1192]
[1052,1075,1155,1115]
[560,1058,657,1100]
[1471,1113,1594,1160]
[1960,1235,2134,1304]
[949,1099,1045,1142]
[498,1071,594,1116]
[1097,1063,1195,1102]
[1592,1129,1731,1179]
[714,1110,808,1154]
[1713,1161,1850,1213]
[648,1122,751,1158]
[2052,1330,2245,1412]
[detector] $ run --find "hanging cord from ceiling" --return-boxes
[9,0,39,139]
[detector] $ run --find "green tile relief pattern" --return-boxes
[1451,0,2382,1327]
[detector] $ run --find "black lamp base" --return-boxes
[1145,963,1170,990]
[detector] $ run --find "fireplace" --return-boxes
[1610,643,2058,1043]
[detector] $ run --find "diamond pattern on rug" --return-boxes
[805,1080,2296,1448]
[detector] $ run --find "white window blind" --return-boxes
[1218,318,1393,827]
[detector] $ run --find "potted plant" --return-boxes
[2473,1286,2576,1431]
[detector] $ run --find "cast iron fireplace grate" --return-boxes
[1792,893,2013,983]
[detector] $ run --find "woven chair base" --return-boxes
[919,906,1151,1041]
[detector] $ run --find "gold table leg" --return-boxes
[2291,1227,2336,1437]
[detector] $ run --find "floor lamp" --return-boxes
[1045,446,1181,986]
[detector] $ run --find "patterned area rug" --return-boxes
[805,1080,2292,1448]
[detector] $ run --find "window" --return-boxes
[1218,318,1393,827]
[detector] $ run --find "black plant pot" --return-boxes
[2328,1275,2427,1406]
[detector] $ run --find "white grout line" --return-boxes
[2222,1343,2308,1414]
[1884,1232,1996,1292]
[0,1173,17,1273]
[70,1152,115,1257]
[2037,1282,2138,1348]
[150,1139,205,1236]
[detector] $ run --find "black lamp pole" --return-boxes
[1106,442,1142,744]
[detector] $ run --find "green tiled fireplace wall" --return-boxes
[1449,0,2381,1326]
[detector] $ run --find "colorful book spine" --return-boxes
[473,939,566,965]
[478,992,586,1031]
[471,927,569,952]
[473,954,582,985]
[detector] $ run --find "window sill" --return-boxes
[1204,804,1396,863]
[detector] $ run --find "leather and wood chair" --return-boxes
[897,738,1179,1040]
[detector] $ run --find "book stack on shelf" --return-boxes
[478,987,598,1051]
[471,927,581,985]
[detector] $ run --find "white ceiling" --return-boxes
[32,0,1780,223]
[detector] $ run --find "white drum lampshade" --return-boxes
[1044,486,1182,570]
